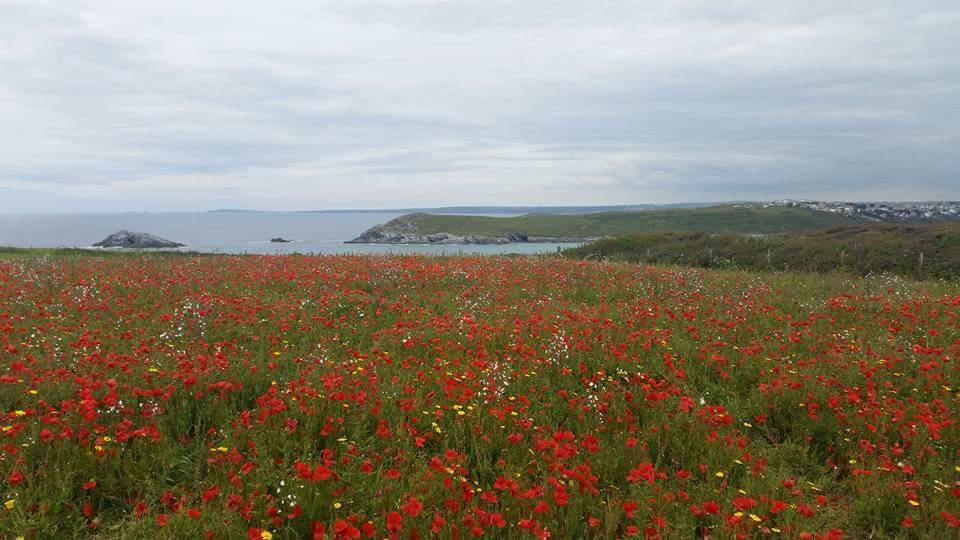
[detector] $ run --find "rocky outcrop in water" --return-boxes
[346,214,595,245]
[93,231,185,248]
[270,237,292,243]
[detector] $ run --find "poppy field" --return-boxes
[0,254,958,539]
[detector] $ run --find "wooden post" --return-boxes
[919,251,924,277]
[840,250,845,267]
[766,248,771,265]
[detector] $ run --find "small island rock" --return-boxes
[93,230,185,249]
[270,237,292,243]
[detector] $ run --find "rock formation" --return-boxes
[93,231,185,248]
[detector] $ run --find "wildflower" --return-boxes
[401,496,423,517]
[627,462,661,484]
[201,485,220,503]
[386,511,403,533]
[6,471,24,486]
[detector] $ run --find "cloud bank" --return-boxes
[1,0,957,211]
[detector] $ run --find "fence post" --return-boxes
[918,251,924,277]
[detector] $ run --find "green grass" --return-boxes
[565,222,960,280]
[411,205,860,237]
[0,247,206,259]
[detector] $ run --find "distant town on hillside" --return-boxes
[765,200,960,222]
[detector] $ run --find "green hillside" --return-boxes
[412,205,859,237]
[564,223,960,279]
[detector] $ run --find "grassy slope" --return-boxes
[413,205,859,237]
[0,247,206,259]
[565,223,960,279]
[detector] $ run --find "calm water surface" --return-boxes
[0,212,577,255]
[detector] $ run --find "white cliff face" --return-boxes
[93,230,185,248]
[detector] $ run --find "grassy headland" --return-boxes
[409,205,860,237]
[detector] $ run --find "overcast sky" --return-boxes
[1,0,957,212]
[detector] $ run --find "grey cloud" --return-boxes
[0,0,957,211]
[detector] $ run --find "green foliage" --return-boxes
[0,247,207,259]
[565,223,960,280]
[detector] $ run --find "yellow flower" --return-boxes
[715,471,725,478]
[4,500,14,510]
[908,500,920,507]
[260,531,273,540]
[333,502,342,509]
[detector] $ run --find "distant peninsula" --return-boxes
[346,205,863,245]
[346,213,600,244]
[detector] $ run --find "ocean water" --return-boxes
[0,212,577,255]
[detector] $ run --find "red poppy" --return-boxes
[386,511,403,533]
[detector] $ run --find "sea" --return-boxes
[0,212,577,255]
